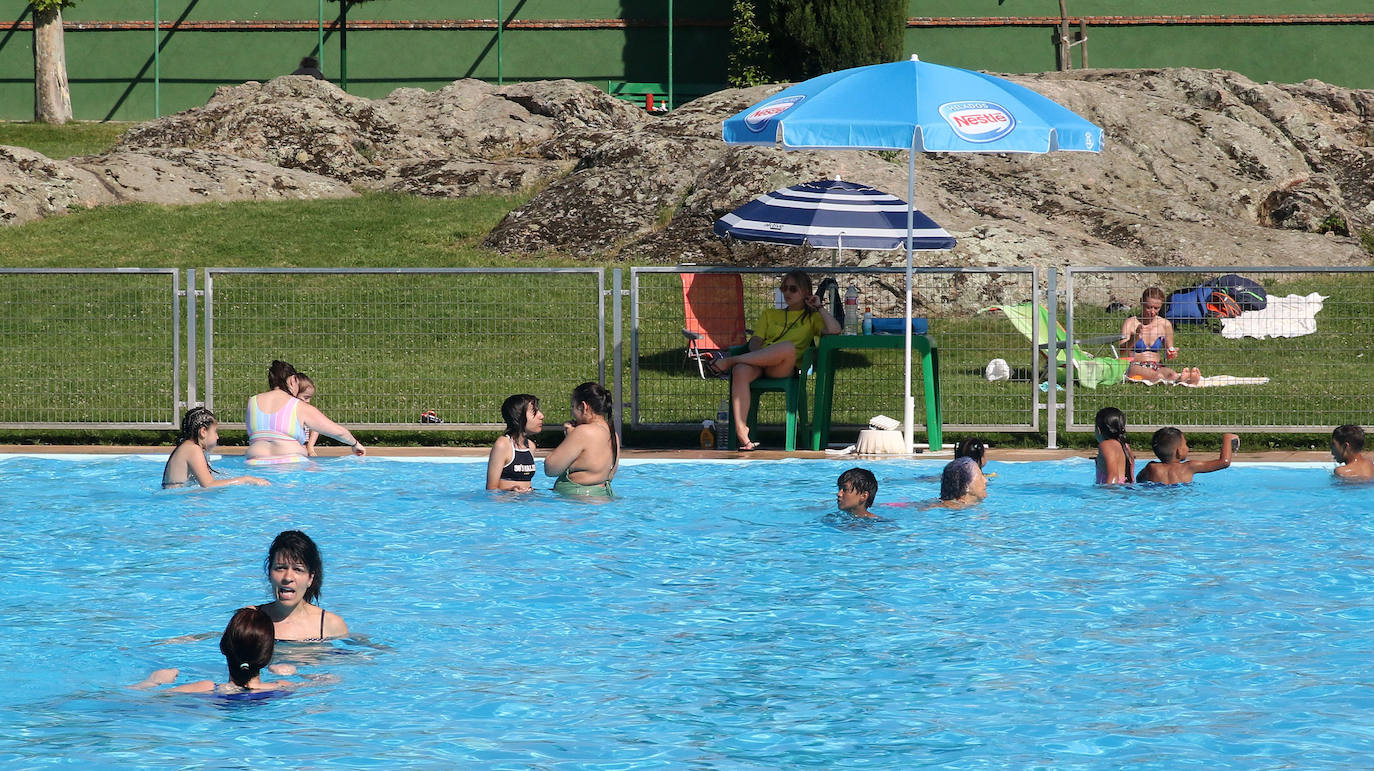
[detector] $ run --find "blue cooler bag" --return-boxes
[871,317,929,335]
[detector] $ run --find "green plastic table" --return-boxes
[809,334,942,452]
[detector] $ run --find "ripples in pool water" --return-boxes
[2,454,1372,768]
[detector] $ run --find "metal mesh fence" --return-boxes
[1063,267,1374,433]
[0,269,180,428]
[629,266,1039,438]
[204,268,605,428]
[9,264,1367,441]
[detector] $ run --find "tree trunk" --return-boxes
[33,5,73,125]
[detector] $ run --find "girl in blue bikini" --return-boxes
[1120,287,1202,385]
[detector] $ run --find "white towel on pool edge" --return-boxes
[1220,293,1326,339]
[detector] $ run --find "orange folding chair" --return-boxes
[680,272,749,378]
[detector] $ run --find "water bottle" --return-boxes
[843,285,860,335]
[862,307,874,335]
[773,287,787,309]
[699,419,716,449]
[715,399,730,450]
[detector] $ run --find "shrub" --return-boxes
[763,0,906,81]
[728,0,771,88]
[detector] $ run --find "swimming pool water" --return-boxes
[2,454,1373,769]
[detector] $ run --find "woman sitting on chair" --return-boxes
[705,270,841,451]
[1121,287,1202,386]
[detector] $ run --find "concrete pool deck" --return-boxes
[0,445,1336,464]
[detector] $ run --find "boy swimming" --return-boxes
[836,467,878,518]
[1137,427,1238,484]
[1330,425,1374,482]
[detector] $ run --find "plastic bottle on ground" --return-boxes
[715,399,730,450]
[844,285,860,335]
[699,420,716,449]
[862,307,873,335]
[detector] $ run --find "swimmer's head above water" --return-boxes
[267,359,301,395]
[178,406,220,449]
[940,457,987,503]
[501,394,543,440]
[265,530,324,606]
[221,606,275,688]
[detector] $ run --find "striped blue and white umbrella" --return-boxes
[713,178,956,253]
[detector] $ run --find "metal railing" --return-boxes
[0,268,182,429]
[1061,266,1374,436]
[628,265,1040,439]
[201,268,606,430]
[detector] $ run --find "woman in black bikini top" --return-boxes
[258,530,349,641]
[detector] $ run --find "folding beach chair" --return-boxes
[680,272,749,379]
[983,303,1129,389]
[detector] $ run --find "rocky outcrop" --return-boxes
[485,68,1374,272]
[117,75,647,198]
[0,144,354,226]
[5,67,1372,280]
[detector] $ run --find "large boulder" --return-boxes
[0,145,113,226]
[0,144,355,227]
[118,75,649,198]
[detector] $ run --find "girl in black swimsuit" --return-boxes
[486,394,544,492]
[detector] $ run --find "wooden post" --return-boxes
[32,4,73,124]
[1056,0,1071,71]
[1077,20,1088,68]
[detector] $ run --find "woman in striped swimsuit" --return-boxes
[244,360,365,465]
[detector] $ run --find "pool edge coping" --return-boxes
[0,445,1336,463]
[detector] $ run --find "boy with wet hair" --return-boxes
[1137,427,1239,484]
[1331,425,1374,481]
[836,467,878,518]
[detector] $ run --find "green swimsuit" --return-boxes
[552,469,614,497]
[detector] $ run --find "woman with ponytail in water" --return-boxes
[543,382,618,497]
[1094,406,1136,484]
[132,606,297,694]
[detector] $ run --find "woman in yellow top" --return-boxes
[705,270,841,450]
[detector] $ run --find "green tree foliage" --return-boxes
[728,0,771,88]
[763,0,906,81]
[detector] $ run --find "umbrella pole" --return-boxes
[904,149,916,453]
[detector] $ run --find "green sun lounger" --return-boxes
[983,303,1129,389]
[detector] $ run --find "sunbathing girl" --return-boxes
[244,360,365,465]
[132,607,297,694]
[1120,287,1202,385]
[544,382,617,497]
[161,407,269,489]
[258,530,350,641]
[704,270,841,450]
[486,394,544,492]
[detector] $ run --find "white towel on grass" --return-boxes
[1220,293,1326,340]
[1128,375,1270,387]
[1183,375,1270,388]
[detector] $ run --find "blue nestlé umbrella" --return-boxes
[722,55,1103,451]
[713,178,955,256]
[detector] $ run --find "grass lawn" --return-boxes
[0,121,132,159]
[0,192,555,269]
